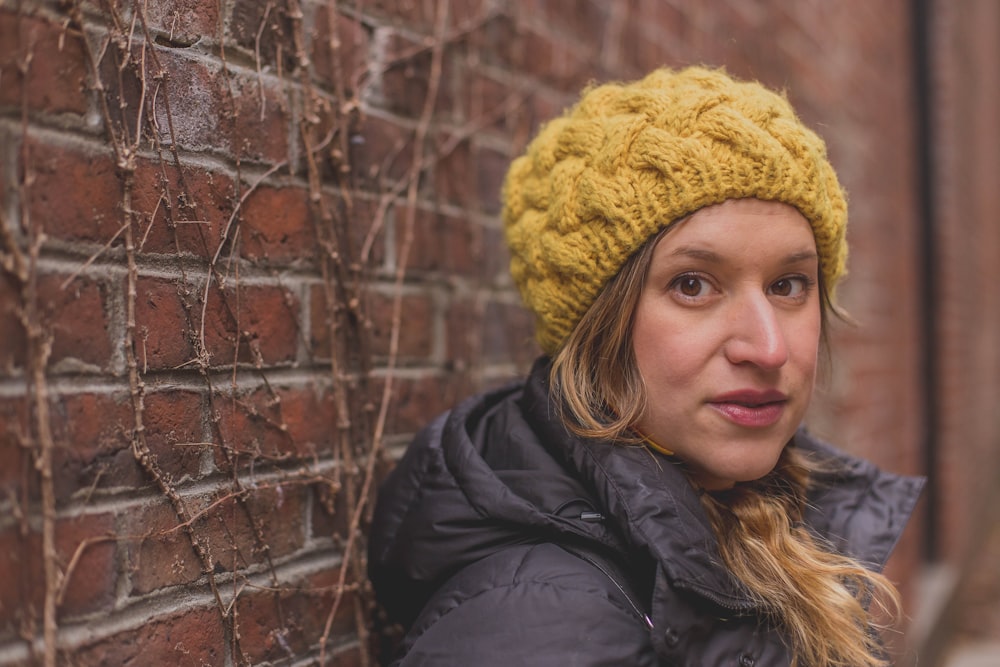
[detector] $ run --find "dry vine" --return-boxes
[2,20,62,667]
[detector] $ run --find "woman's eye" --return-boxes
[770,276,811,298]
[671,274,710,298]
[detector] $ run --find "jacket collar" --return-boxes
[519,357,925,608]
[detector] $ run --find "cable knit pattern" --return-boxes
[502,66,848,354]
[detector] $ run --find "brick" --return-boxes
[476,13,520,70]
[309,479,351,542]
[0,511,117,633]
[201,281,300,366]
[143,0,220,47]
[534,0,609,46]
[378,374,456,436]
[55,512,118,619]
[296,91,342,183]
[49,391,141,503]
[23,139,122,246]
[213,383,338,466]
[125,484,307,595]
[233,576,360,665]
[311,5,370,96]
[229,72,290,164]
[94,38,145,148]
[481,300,537,367]
[0,136,6,216]
[230,0,296,73]
[132,158,235,259]
[475,145,508,215]
[0,10,89,115]
[133,275,198,371]
[0,274,27,376]
[134,276,301,370]
[528,36,596,95]
[349,113,414,190]
[101,48,288,165]
[479,225,510,285]
[311,286,432,363]
[519,89,571,146]
[367,0,439,29]
[307,284,366,369]
[42,280,111,370]
[400,208,481,277]
[369,0,491,30]
[241,483,307,559]
[376,32,457,120]
[144,389,206,483]
[0,522,30,642]
[444,298,479,368]
[514,26,554,76]
[266,385,340,458]
[240,184,316,264]
[0,2,964,662]
[367,290,433,360]
[463,72,517,136]
[430,135,475,208]
[71,605,224,667]
[38,273,114,372]
[194,484,306,573]
[144,52,223,155]
[124,500,203,594]
[335,194,386,267]
[0,397,30,501]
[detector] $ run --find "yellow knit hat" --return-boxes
[502,66,848,354]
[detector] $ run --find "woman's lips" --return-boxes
[708,389,788,428]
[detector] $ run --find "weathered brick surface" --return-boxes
[240,184,316,264]
[213,383,339,464]
[404,208,481,276]
[49,391,138,502]
[132,159,235,259]
[0,0,997,665]
[0,511,117,633]
[71,606,225,667]
[311,5,370,96]
[142,0,220,46]
[23,140,122,247]
[0,9,89,115]
[123,500,204,595]
[232,584,359,664]
[143,389,207,482]
[37,275,114,372]
[0,275,27,376]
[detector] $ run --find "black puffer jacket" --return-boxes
[369,359,924,666]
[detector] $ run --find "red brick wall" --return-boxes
[930,0,1000,563]
[923,0,1000,657]
[2,0,994,665]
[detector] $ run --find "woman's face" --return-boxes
[632,199,822,490]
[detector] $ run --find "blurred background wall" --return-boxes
[0,0,997,665]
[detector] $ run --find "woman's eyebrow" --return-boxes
[782,250,820,265]
[667,246,723,262]
[666,247,819,265]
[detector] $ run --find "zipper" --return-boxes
[570,550,654,629]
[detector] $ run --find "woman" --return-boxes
[368,67,924,666]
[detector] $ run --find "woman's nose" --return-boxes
[723,293,789,369]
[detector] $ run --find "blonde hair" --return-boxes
[549,230,900,667]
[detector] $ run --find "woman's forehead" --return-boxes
[652,199,817,260]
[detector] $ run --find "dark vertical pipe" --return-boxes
[912,0,939,562]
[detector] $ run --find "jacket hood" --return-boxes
[368,376,611,625]
[368,378,610,559]
[368,358,925,624]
